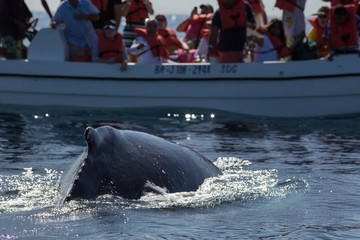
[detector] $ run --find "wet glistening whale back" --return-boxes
[59,126,222,202]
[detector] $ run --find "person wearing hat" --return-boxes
[176,4,214,49]
[96,20,128,71]
[307,6,330,58]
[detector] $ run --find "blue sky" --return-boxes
[25,0,330,17]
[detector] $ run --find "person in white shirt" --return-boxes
[275,0,306,47]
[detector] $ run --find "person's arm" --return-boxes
[176,7,197,32]
[143,0,154,15]
[121,41,128,71]
[41,0,53,18]
[249,35,264,47]
[121,0,132,17]
[113,3,123,29]
[246,3,256,30]
[73,11,100,21]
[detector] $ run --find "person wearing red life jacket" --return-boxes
[325,4,359,55]
[90,0,123,29]
[122,0,154,54]
[208,0,256,63]
[252,18,291,62]
[96,20,128,71]
[275,0,306,47]
[128,19,169,64]
[176,4,214,49]
[307,7,330,58]
[155,14,189,55]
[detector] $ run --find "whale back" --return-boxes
[60,126,221,201]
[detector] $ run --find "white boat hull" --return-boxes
[1,53,360,117]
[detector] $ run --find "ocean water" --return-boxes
[0,106,360,239]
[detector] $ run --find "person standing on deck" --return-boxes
[275,0,306,48]
[0,0,32,59]
[89,0,123,29]
[208,0,255,63]
[51,0,100,62]
[121,0,154,61]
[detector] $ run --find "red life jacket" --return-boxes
[308,17,329,53]
[257,28,292,58]
[126,1,149,24]
[246,0,262,14]
[90,0,109,11]
[329,5,358,50]
[183,13,213,42]
[200,29,219,57]
[218,0,246,31]
[96,31,123,63]
[158,28,183,48]
[275,0,300,12]
[134,28,170,59]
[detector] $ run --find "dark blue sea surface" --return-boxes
[0,105,359,239]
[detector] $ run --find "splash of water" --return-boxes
[0,157,308,213]
[0,168,61,213]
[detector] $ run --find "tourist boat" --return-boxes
[0,27,360,118]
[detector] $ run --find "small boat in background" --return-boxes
[1,27,360,118]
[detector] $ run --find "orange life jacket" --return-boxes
[134,28,170,59]
[257,28,292,58]
[200,29,219,57]
[158,28,183,48]
[126,1,149,24]
[218,0,247,31]
[246,0,262,14]
[329,5,358,50]
[96,31,123,62]
[308,17,329,53]
[275,0,302,12]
